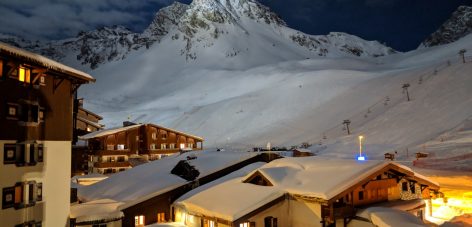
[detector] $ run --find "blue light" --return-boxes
[357,156,366,161]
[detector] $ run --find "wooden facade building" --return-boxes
[174,158,440,227]
[80,123,204,174]
[72,99,104,176]
[0,42,95,226]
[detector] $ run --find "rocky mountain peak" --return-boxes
[421,5,472,47]
[142,2,189,39]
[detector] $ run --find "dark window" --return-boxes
[92,224,106,227]
[264,217,277,227]
[358,191,364,200]
[2,187,15,209]
[117,156,125,162]
[5,103,19,120]
[4,144,17,164]
[3,181,41,210]
[15,220,40,227]
[16,144,26,166]
[410,182,416,194]
[19,104,40,123]
[402,182,408,192]
[5,143,43,166]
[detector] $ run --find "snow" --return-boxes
[0,41,94,82]
[254,157,437,200]
[78,150,258,209]
[357,207,426,227]
[175,157,438,221]
[70,199,124,223]
[79,124,141,140]
[146,223,186,227]
[72,173,108,184]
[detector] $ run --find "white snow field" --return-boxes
[81,33,472,161]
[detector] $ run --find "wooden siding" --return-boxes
[122,153,282,226]
[0,66,75,141]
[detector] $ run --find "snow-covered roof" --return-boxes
[175,162,284,221]
[78,151,258,210]
[254,157,438,200]
[0,42,95,82]
[70,199,124,224]
[72,173,108,183]
[175,157,439,221]
[79,123,204,141]
[79,124,142,140]
[357,207,426,227]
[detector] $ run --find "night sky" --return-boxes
[0,0,471,51]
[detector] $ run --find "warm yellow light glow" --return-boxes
[426,192,472,225]
[358,135,364,156]
[19,67,25,82]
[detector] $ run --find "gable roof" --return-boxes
[0,42,94,83]
[79,107,104,120]
[79,124,141,140]
[175,157,439,222]
[78,151,258,210]
[79,123,204,141]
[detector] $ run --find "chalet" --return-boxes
[0,42,95,226]
[76,151,280,227]
[173,157,440,227]
[72,99,104,176]
[80,123,204,174]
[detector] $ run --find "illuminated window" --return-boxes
[161,144,167,150]
[107,145,115,151]
[152,133,157,140]
[39,108,45,122]
[150,144,156,150]
[169,144,175,149]
[157,212,166,223]
[188,143,193,149]
[203,219,215,227]
[117,144,125,150]
[86,127,92,132]
[18,66,31,83]
[180,143,185,149]
[242,222,255,227]
[135,215,145,226]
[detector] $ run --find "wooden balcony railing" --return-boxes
[94,161,131,168]
[92,150,136,156]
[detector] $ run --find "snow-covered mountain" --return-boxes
[0,0,395,70]
[3,0,472,171]
[421,5,472,48]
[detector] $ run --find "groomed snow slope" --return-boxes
[81,34,472,163]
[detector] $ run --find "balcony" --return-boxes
[94,161,131,168]
[146,148,203,155]
[92,150,136,156]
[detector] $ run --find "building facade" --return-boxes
[173,158,440,227]
[0,42,94,226]
[81,123,204,175]
[72,99,104,176]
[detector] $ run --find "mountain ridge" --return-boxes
[0,0,395,69]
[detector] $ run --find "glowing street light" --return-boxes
[357,135,366,161]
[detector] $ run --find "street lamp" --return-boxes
[357,135,366,161]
